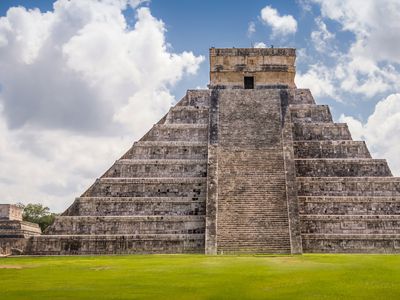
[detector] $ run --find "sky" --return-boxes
[0,0,400,212]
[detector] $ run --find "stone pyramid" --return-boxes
[24,48,400,255]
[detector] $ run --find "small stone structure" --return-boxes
[0,204,41,255]
[209,48,296,88]
[2,47,400,255]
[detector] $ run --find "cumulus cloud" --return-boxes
[0,0,204,211]
[314,0,400,62]
[305,0,400,99]
[339,93,400,176]
[310,17,335,53]
[260,6,297,37]
[295,63,336,99]
[247,21,255,37]
[254,42,267,48]
[0,2,203,133]
[338,114,364,141]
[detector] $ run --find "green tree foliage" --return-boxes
[19,203,58,232]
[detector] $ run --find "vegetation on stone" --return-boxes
[18,203,58,231]
[1,254,399,300]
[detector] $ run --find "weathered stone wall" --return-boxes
[0,238,29,256]
[0,204,22,221]
[27,234,204,255]
[0,219,41,255]
[209,48,296,88]
[292,101,400,253]
[281,89,303,254]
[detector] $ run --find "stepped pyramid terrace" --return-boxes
[0,205,41,255]
[2,47,400,255]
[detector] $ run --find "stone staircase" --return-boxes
[290,91,400,253]
[212,89,294,254]
[26,90,210,255]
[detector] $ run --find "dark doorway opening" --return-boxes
[244,76,254,89]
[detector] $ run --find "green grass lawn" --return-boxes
[0,254,399,300]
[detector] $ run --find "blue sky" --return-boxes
[0,0,399,211]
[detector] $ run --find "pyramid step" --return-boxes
[123,141,207,160]
[142,124,208,142]
[302,233,400,253]
[293,123,352,141]
[217,248,291,254]
[300,214,400,234]
[294,140,371,159]
[299,196,400,215]
[104,159,207,178]
[186,90,210,107]
[63,197,205,216]
[298,177,400,196]
[289,104,333,123]
[292,89,316,105]
[83,177,207,198]
[295,158,392,177]
[0,220,41,236]
[26,234,205,255]
[165,106,209,124]
[46,215,205,235]
[217,238,292,254]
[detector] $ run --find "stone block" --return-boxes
[293,123,352,141]
[293,141,371,159]
[27,234,205,255]
[299,196,400,215]
[290,105,332,123]
[142,124,208,142]
[64,197,205,216]
[166,106,209,124]
[295,159,392,177]
[47,215,205,235]
[122,141,207,160]
[104,159,207,178]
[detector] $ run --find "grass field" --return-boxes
[0,254,399,300]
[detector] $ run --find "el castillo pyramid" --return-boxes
[2,47,400,255]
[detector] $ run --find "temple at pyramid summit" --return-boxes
[2,47,400,255]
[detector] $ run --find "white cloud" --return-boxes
[306,0,400,99]
[310,17,335,53]
[339,93,400,176]
[260,6,297,37]
[314,0,400,63]
[297,0,313,12]
[338,114,364,141]
[254,42,267,48]
[0,0,204,211]
[247,21,255,37]
[129,0,150,9]
[295,63,336,99]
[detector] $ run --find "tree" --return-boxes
[20,203,58,232]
